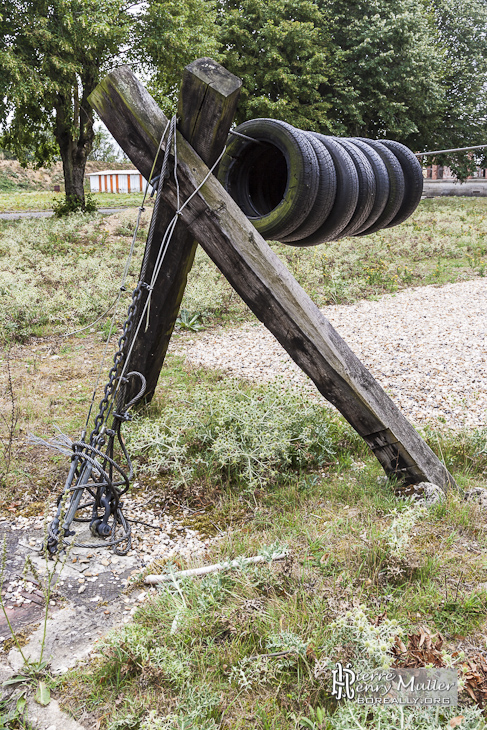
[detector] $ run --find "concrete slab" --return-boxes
[423,180,487,197]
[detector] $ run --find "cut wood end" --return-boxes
[183,57,242,96]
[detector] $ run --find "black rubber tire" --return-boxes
[218,118,320,240]
[333,139,376,238]
[354,138,405,236]
[289,133,359,246]
[279,131,337,243]
[380,140,424,228]
[345,138,390,235]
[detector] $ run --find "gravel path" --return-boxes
[173,278,487,429]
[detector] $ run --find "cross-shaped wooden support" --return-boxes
[89,59,456,491]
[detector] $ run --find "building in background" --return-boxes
[425,164,486,180]
[87,170,153,194]
[423,164,487,197]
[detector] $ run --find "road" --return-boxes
[0,207,128,220]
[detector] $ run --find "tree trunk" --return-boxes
[55,78,96,208]
[58,140,87,205]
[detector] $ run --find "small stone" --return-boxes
[465,487,487,509]
[78,586,86,594]
[397,481,445,505]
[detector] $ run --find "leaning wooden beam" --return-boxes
[90,66,456,490]
[90,60,241,404]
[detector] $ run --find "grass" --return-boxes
[0,199,487,728]
[0,198,486,345]
[0,190,151,212]
[51,357,487,729]
[181,197,487,321]
[0,210,149,343]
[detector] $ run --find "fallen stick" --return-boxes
[144,553,287,584]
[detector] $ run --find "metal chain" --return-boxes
[46,116,225,556]
[89,117,177,439]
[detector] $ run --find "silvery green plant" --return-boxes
[0,214,137,342]
[326,605,403,671]
[127,379,333,493]
[101,624,190,686]
[318,704,486,730]
[229,631,310,689]
[229,654,278,690]
[382,504,426,557]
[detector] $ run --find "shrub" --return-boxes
[52,192,98,217]
[127,379,334,493]
[0,213,143,342]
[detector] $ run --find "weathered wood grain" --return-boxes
[178,58,242,168]
[90,61,241,404]
[89,65,456,490]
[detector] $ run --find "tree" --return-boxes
[88,126,128,163]
[216,0,336,131]
[320,0,446,146]
[0,0,217,209]
[217,0,446,139]
[143,0,219,115]
[217,0,487,175]
[428,0,487,176]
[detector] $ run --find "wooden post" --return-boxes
[89,65,456,490]
[90,60,241,404]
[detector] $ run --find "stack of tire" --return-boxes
[218,118,423,246]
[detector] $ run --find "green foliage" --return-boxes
[143,0,219,116]
[0,171,33,192]
[52,193,98,217]
[0,0,128,201]
[0,692,29,729]
[217,0,335,130]
[217,0,446,136]
[322,0,445,142]
[429,0,487,178]
[88,126,127,163]
[0,0,217,202]
[128,379,334,493]
[175,308,204,331]
[217,0,487,170]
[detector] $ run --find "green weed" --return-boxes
[52,193,98,217]
[127,378,334,495]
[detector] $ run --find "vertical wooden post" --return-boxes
[90,61,241,404]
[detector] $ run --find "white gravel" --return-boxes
[1,491,220,618]
[173,278,487,429]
